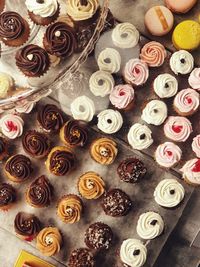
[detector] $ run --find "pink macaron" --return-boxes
[165,0,197,14]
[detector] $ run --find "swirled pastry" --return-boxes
[97,48,121,73]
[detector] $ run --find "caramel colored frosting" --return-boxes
[78,171,105,199]
[36,227,62,256]
[90,137,118,165]
[57,194,82,224]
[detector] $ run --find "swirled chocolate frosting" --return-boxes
[14,212,41,238]
[27,175,53,207]
[0,11,25,40]
[5,154,33,182]
[15,44,50,77]
[0,183,16,207]
[49,149,75,176]
[37,104,64,132]
[44,22,77,58]
[22,130,50,158]
[64,120,87,147]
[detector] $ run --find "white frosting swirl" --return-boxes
[170,50,194,75]
[70,95,95,122]
[120,239,147,267]
[112,22,140,49]
[15,102,35,114]
[136,211,164,240]
[155,142,182,168]
[0,73,14,99]
[97,109,123,134]
[163,116,192,142]
[89,70,114,97]
[0,114,24,139]
[173,88,199,115]
[192,135,200,158]
[141,100,167,126]
[97,48,121,73]
[180,158,200,185]
[66,0,99,21]
[188,68,200,91]
[154,179,185,208]
[25,0,58,17]
[153,74,178,98]
[128,123,153,150]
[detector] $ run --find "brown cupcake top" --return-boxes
[68,248,95,267]
[0,183,16,207]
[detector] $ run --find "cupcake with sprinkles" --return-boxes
[188,68,200,91]
[0,137,8,161]
[180,158,200,186]
[173,88,199,116]
[153,73,178,98]
[68,248,95,267]
[140,41,167,67]
[0,183,16,211]
[192,135,200,158]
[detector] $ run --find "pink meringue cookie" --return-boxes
[0,114,24,139]
[109,84,135,110]
[140,41,167,67]
[192,135,200,158]
[123,58,149,86]
[188,68,200,91]
[180,158,200,186]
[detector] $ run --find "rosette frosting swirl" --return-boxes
[163,116,192,142]
[16,44,50,77]
[0,183,16,208]
[128,123,153,150]
[120,238,147,267]
[109,84,135,109]
[154,179,185,207]
[0,12,25,40]
[173,88,199,115]
[153,73,178,98]
[140,41,167,67]
[63,120,87,147]
[180,158,200,185]
[14,212,41,239]
[57,194,83,223]
[192,135,200,158]
[0,114,24,139]
[36,227,62,256]
[97,109,123,134]
[26,175,53,207]
[44,22,76,58]
[124,58,149,86]
[37,104,64,132]
[5,154,33,182]
[90,137,118,165]
[155,142,182,168]
[25,0,58,17]
[170,50,194,75]
[97,48,121,73]
[78,171,105,199]
[22,130,50,158]
[188,68,200,91]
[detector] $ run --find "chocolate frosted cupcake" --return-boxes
[5,154,33,183]
[0,11,30,47]
[22,130,51,159]
[46,146,76,176]
[68,248,95,267]
[14,212,41,241]
[37,104,64,133]
[84,222,113,250]
[26,175,53,208]
[25,0,60,26]
[43,22,77,58]
[117,158,147,183]
[101,189,132,217]
[16,44,50,77]
[60,120,88,148]
[0,183,16,211]
[0,137,8,161]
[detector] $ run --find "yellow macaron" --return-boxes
[172,20,200,51]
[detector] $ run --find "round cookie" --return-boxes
[145,6,174,36]
[165,0,197,14]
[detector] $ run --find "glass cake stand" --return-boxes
[0,0,109,112]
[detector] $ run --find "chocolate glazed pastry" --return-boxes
[101,188,132,217]
[14,212,41,241]
[15,44,50,77]
[37,104,64,133]
[68,248,95,267]
[5,154,33,183]
[0,11,30,46]
[0,183,16,210]
[43,22,77,58]
[0,137,8,160]
[22,130,51,159]
[26,175,53,208]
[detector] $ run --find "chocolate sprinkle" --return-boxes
[140,134,146,140]
[104,58,111,64]
[180,58,185,64]
[170,189,175,195]
[133,249,140,256]
[150,219,158,226]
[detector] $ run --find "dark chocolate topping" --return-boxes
[68,248,95,267]
[0,183,16,207]
[63,120,87,147]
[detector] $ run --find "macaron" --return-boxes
[145,5,174,36]
[165,0,197,14]
[172,20,200,51]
